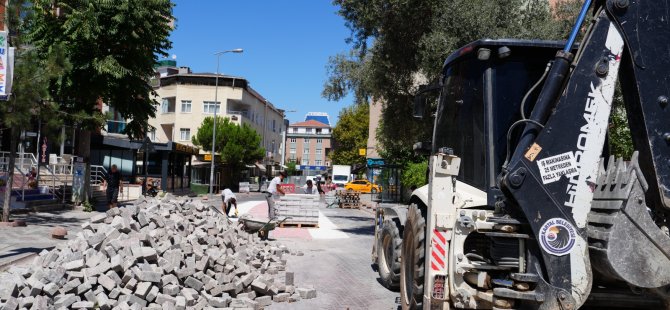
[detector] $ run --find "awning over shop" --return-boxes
[255,163,267,172]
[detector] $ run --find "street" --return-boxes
[229,193,400,309]
[0,194,400,309]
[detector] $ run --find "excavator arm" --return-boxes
[499,0,670,309]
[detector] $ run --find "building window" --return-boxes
[301,158,309,165]
[203,101,220,114]
[290,154,296,160]
[181,100,192,113]
[161,97,176,113]
[290,148,296,154]
[149,128,156,141]
[272,120,276,132]
[316,128,322,134]
[303,148,309,154]
[315,149,322,155]
[306,128,313,133]
[179,128,190,141]
[316,138,323,144]
[304,138,309,144]
[315,160,322,166]
[292,128,297,133]
[290,138,296,143]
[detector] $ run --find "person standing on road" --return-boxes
[221,188,238,217]
[103,164,123,209]
[266,171,287,219]
[302,180,318,195]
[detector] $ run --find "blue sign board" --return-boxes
[367,158,385,167]
[297,165,327,171]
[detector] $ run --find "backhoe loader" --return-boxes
[397,0,670,309]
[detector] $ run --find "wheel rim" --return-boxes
[402,229,415,305]
[379,234,392,275]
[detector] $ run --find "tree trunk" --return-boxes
[77,129,91,204]
[2,128,17,222]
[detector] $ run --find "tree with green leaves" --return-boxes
[324,0,583,163]
[286,161,297,176]
[1,0,70,222]
[28,0,175,202]
[192,116,265,183]
[330,104,369,166]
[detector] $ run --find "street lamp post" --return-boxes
[209,48,243,196]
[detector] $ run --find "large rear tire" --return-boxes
[400,203,426,310]
[377,218,401,290]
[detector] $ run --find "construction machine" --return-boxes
[397,0,670,309]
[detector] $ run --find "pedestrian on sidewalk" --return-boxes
[266,171,286,219]
[26,167,37,189]
[103,164,123,209]
[221,188,238,217]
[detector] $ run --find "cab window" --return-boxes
[434,55,487,190]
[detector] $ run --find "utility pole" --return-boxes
[208,49,243,196]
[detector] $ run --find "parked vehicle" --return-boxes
[344,179,381,193]
[332,165,351,187]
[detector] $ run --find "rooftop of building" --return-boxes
[153,63,284,115]
[289,120,330,128]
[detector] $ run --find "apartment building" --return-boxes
[285,113,332,173]
[149,61,286,183]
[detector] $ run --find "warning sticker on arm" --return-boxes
[537,152,579,184]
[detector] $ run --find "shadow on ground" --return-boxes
[0,246,53,260]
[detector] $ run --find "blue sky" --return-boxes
[167,0,354,125]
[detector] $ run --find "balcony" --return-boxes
[106,120,127,135]
[226,110,250,119]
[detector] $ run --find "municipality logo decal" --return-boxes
[539,218,576,256]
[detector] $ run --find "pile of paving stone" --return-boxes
[0,195,316,309]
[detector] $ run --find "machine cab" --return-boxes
[430,40,568,195]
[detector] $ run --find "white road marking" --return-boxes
[308,211,349,239]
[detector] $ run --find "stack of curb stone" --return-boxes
[0,196,316,309]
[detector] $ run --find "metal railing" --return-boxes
[227,110,250,118]
[0,151,37,172]
[90,165,108,185]
[41,165,64,202]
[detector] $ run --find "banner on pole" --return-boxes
[39,137,50,166]
[0,31,8,97]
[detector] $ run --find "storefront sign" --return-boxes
[204,154,212,161]
[359,148,366,156]
[174,142,199,155]
[297,165,327,171]
[367,158,385,167]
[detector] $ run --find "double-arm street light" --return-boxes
[209,48,244,196]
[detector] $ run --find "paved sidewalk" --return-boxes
[0,209,98,270]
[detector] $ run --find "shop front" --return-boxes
[91,135,198,193]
